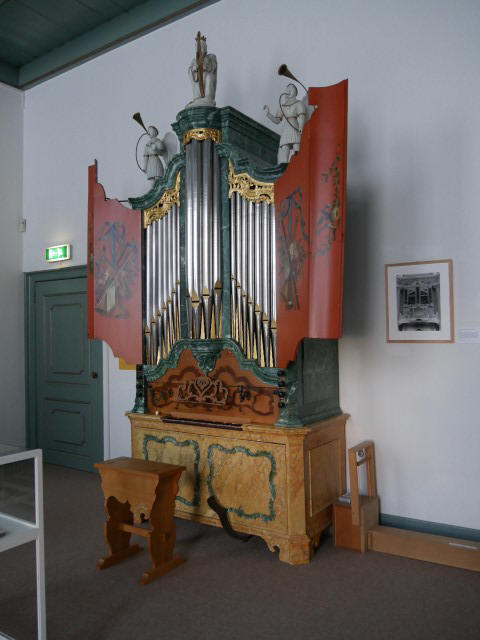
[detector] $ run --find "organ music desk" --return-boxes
[88,79,349,564]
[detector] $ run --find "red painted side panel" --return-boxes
[275,80,348,368]
[87,163,143,364]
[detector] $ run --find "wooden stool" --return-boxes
[95,457,185,584]
[334,441,379,552]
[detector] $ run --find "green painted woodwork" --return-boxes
[207,443,277,522]
[379,514,480,543]
[143,434,201,506]
[193,351,221,374]
[136,337,341,428]
[25,266,103,472]
[172,105,282,168]
[277,339,341,427]
[133,365,146,414]
[1,0,220,89]
[128,152,185,211]
[142,338,280,387]
[172,106,222,143]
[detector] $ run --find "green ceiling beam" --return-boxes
[0,60,19,88]
[17,0,220,89]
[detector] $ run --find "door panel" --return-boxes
[28,269,103,472]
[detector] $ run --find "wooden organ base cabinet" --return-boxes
[129,412,348,564]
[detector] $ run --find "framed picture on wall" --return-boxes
[385,259,454,343]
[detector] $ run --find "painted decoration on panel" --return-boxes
[87,163,142,364]
[277,187,308,311]
[275,80,348,368]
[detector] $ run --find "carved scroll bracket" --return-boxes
[144,173,181,228]
[228,161,274,205]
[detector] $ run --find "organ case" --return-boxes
[88,82,349,563]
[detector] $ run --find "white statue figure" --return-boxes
[187,32,217,107]
[143,126,166,181]
[264,83,307,163]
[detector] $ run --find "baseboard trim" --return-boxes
[380,513,480,543]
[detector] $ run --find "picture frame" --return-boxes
[385,259,454,343]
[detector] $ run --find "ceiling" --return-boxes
[0,0,218,89]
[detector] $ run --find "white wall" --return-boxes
[22,0,480,529]
[0,82,25,447]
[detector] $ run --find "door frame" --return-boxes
[25,265,104,456]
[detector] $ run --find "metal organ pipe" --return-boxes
[202,139,213,338]
[144,144,281,368]
[230,194,237,340]
[166,207,174,351]
[183,138,223,341]
[261,201,271,367]
[169,205,177,345]
[143,200,181,364]
[162,214,169,355]
[192,140,201,338]
[254,202,263,365]
[212,150,221,337]
[227,192,276,368]
[247,200,255,359]
[269,203,277,367]
[176,205,180,340]
[145,224,153,362]
[185,143,194,338]
[240,196,248,353]
[235,193,243,350]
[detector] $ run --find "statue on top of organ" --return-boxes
[87,32,350,565]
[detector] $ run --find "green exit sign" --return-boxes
[45,244,71,262]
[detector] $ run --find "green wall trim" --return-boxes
[143,434,201,507]
[14,0,220,89]
[380,513,480,543]
[207,443,277,522]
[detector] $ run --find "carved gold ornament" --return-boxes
[177,375,229,406]
[183,128,222,146]
[144,173,181,228]
[228,161,274,205]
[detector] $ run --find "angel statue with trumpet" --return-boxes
[132,112,178,182]
[264,65,313,164]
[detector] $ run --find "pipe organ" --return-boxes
[88,81,349,564]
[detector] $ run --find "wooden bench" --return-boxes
[95,457,185,584]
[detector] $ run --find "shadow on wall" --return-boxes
[342,185,377,337]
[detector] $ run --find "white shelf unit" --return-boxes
[0,449,46,640]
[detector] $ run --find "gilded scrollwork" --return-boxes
[143,173,181,228]
[228,161,274,204]
[183,128,222,146]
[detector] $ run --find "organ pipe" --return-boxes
[143,143,276,367]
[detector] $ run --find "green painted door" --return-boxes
[26,267,103,472]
